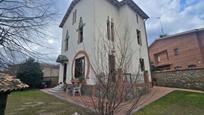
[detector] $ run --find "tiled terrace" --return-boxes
[41,86,174,115]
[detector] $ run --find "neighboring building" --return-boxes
[40,64,59,87]
[57,0,151,95]
[5,63,59,88]
[149,28,204,71]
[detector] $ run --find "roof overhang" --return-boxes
[59,0,149,28]
[56,55,69,63]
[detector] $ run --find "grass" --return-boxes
[135,91,204,115]
[5,90,93,115]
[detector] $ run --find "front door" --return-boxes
[63,63,67,83]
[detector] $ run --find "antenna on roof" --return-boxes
[156,17,167,38]
[68,0,72,4]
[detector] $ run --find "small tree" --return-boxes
[16,58,43,88]
[85,26,151,115]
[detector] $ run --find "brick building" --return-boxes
[149,28,204,71]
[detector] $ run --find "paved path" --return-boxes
[41,86,204,115]
[172,87,204,93]
[42,86,177,115]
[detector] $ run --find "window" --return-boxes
[137,29,142,45]
[75,57,85,79]
[111,18,115,42]
[140,58,145,71]
[65,30,69,51]
[107,16,110,40]
[157,55,161,62]
[107,17,114,42]
[78,17,84,43]
[155,54,161,63]
[109,54,115,73]
[72,10,77,25]
[174,48,180,56]
[79,27,83,43]
[109,54,116,81]
[188,64,197,69]
[136,14,139,23]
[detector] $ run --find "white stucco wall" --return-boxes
[58,0,151,85]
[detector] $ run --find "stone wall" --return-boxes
[152,68,204,91]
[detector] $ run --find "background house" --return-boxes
[40,64,59,88]
[4,63,59,88]
[149,28,204,71]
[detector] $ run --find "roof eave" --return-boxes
[59,0,81,28]
[59,0,149,28]
[125,0,149,19]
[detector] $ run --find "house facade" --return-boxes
[57,0,151,94]
[149,28,204,71]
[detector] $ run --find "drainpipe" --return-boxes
[143,19,153,87]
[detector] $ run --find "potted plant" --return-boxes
[78,76,85,84]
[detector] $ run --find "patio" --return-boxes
[41,86,174,115]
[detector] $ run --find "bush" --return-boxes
[16,58,43,88]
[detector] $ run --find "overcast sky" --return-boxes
[41,0,204,64]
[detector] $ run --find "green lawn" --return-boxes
[6,90,93,115]
[135,91,204,115]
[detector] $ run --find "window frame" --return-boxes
[72,9,77,25]
[111,18,114,42]
[174,48,180,56]
[64,30,69,51]
[107,16,110,40]
[78,27,83,43]
[137,29,142,45]
[136,14,139,23]
[74,57,85,79]
[140,58,145,71]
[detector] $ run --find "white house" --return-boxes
[56,0,151,95]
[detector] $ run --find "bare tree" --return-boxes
[0,0,57,69]
[86,27,151,115]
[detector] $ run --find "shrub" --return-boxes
[16,58,43,88]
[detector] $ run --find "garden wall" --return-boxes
[152,68,204,91]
